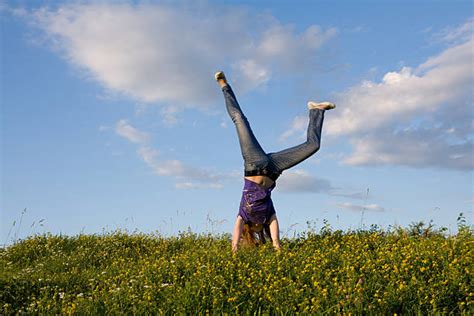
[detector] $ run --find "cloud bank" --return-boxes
[325,39,473,137]
[282,19,473,170]
[28,2,336,108]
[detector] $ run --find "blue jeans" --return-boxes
[222,85,324,181]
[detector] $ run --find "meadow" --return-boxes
[1,221,472,315]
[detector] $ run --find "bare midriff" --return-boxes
[244,175,275,190]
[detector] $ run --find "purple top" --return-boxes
[238,179,276,225]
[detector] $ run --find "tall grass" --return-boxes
[1,223,472,314]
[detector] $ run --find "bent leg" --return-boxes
[222,85,268,165]
[269,109,324,172]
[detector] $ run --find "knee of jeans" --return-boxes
[308,142,320,155]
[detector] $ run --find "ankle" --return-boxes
[218,79,228,88]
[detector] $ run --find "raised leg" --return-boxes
[269,109,325,172]
[218,73,268,166]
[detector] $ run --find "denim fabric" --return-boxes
[222,84,324,180]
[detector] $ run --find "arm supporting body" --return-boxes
[232,215,244,252]
[231,214,281,252]
[268,214,281,251]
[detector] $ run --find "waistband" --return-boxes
[244,168,280,181]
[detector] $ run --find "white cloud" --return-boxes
[433,18,473,44]
[152,159,185,177]
[350,25,369,33]
[28,3,336,108]
[137,146,160,167]
[115,120,149,144]
[279,115,308,142]
[153,159,210,181]
[144,157,233,189]
[325,37,473,136]
[137,146,235,189]
[160,105,181,127]
[234,59,271,89]
[336,202,385,212]
[281,20,473,170]
[330,190,368,201]
[175,182,224,190]
[233,24,337,91]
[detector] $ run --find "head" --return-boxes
[241,222,272,248]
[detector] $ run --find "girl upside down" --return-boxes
[215,71,335,252]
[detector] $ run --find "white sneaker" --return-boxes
[307,101,336,111]
[214,71,226,81]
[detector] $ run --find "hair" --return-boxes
[241,223,272,248]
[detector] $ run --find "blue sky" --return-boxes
[2,1,473,243]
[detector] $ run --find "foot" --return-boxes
[307,101,336,111]
[214,71,226,81]
[215,71,228,88]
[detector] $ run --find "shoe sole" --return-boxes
[307,101,336,110]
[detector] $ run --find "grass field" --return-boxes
[1,222,472,315]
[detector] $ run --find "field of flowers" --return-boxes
[1,224,472,314]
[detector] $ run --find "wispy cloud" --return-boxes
[233,24,338,90]
[279,115,308,142]
[137,154,235,189]
[160,105,181,127]
[336,202,385,212]
[432,17,473,44]
[27,2,336,109]
[175,182,224,190]
[113,120,234,189]
[281,19,473,170]
[136,146,160,168]
[115,120,150,144]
